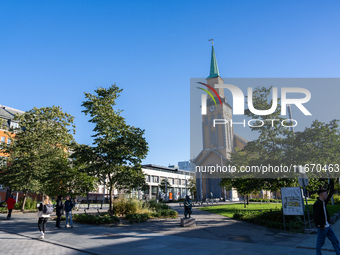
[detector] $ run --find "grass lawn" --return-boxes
[200,202,340,218]
[200,203,282,218]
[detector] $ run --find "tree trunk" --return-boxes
[247,194,250,205]
[243,195,246,208]
[87,192,90,209]
[109,184,113,216]
[21,190,28,211]
[101,185,104,209]
[5,188,11,202]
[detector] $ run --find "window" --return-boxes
[145,175,150,182]
[0,137,5,143]
[178,179,181,185]
[152,176,159,183]
[7,138,11,145]
[168,178,174,185]
[10,122,19,129]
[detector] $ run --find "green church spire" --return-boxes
[207,44,220,79]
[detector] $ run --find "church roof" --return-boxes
[234,133,249,146]
[207,45,220,79]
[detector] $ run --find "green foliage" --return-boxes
[72,84,149,216]
[220,86,340,196]
[333,194,340,204]
[71,213,120,225]
[125,213,149,223]
[233,209,306,232]
[187,177,197,198]
[15,197,38,210]
[112,198,153,216]
[0,106,96,209]
[147,199,169,211]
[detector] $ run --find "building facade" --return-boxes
[91,164,195,202]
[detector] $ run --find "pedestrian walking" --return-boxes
[313,184,340,255]
[37,195,53,239]
[6,195,16,220]
[55,195,63,229]
[64,196,74,228]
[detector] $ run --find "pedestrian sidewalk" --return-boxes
[0,205,337,255]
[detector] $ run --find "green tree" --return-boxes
[187,177,196,198]
[73,84,149,216]
[291,119,340,191]
[220,87,295,203]
[0,106,76,210]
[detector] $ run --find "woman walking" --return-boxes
[6,195,16,220]
[37,195,53,239]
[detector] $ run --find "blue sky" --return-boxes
[1,1,340,166]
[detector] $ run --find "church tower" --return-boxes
[202,43,234,159]
[194,43,245,201]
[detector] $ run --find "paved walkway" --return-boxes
[0,204,338,255]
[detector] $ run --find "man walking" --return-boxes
[313,183,340,255]
[55,195,63,229]
[6,195,16,220]
[64,196,74,228]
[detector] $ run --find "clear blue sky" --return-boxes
[1,1,340,166]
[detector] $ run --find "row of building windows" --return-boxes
[0,136,11,144]
[145,175,186,185]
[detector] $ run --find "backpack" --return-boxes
[43,203,54,214]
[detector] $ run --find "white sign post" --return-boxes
[281,187,306,231]
[298,172,312,229]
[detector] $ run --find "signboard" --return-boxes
[298,173,309,188]
[281,187,304,215]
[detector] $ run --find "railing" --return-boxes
[77,204,109,214]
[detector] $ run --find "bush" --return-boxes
[15,197,38,210]
[161,209,170,217]
[310,193,319,199]
[125,213,149,223]
[71,213,120,225]
[150,211,161,218]
[112,198,153,216]
[169,209,178,218]
[333,194,340,204]
[232,209,306,232]
[147,200,169,211]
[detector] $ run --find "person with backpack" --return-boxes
[37,195,53,239]
[55,195,63,229]
[6,195,16,220]
[64,196,74,228]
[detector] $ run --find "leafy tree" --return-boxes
[187,177,196,198]
[220,87,295,204]
[292,119,340,192]
[44,158,98,198]
[73,84,148,216]
[222,87,340,201]
[0,106,76,210]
